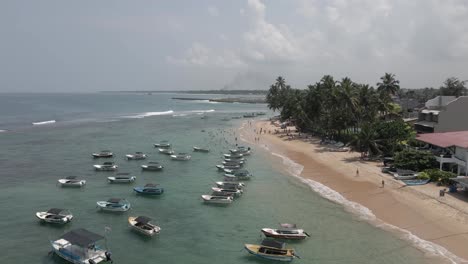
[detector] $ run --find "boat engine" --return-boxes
[105,251,113,262]
[88,260,97,264]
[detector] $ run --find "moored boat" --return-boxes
[107,173,136,183]
[224,169,252,180]
[158,148,175,155]
[96,198,131,212]
[215,181,245,189]
[92,150,113,158]
[128,216,161,236]
[36,208,73,224]
[222,160,244,166]
[133,183,164,195]
[154,140,171,148]
[170,153,191,161]
[201,195,233,204]
[193,146,210,152]
[223,153,243,159]
[244,239,297,262]
[141,161,164,171]
[211,187,242,197]
[58,176,86,187]
[261,227,310,240]
[94,162,118,171]
[126,152,147,160]
[393,169,418,180]
[50,228,112,264]
[402,179,430,186]
[224,157,246,162]
[216,164,241,171]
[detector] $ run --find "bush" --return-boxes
[394,149,437,172]
[417,171,430,180]
[423,169,456,185]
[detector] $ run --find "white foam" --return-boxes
[268,151,466,264]
[189,109,215,113]
[172,114,188,117]
[123,110,174,119]
[32,120,56,125]
[0,129,6,133]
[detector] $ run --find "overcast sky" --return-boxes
[1,0,467,92]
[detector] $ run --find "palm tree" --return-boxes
[377,73,400,97]
[350,123,381,156]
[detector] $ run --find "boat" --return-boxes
[231,116,242,119]
[92,150,113,158]
[393,169,418,180]
[261,227,310,240]
[229,146,251,154]
[243,113,256,118]
[50,228,112,264]
[211,187,242,197]
[193,146,210,152]
[96,198,131,212]
[244,239,297,262]
[133,183,164,195]
[223,153,243,159]
[224,157,246,162]
[36,208,73,224]
[154,141,171,148]
[402,179,430,186]
[224,169,252,180]
[170,153,191,161]
[58,176,86,187]
[107,173,136,183]
[141,162,164,171]
[215,181,245,189]
[256,112,266,115]
[158,148,175,155]
[128,216,161,237]
[126,152,147,160]
[222,160,244,166]
[94,162,118,171]
[201,195,233,204]
[216,164,241,171]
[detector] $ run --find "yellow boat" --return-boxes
[244,240,297,262]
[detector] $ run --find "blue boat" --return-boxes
[402,179,430,186]
[133,183,164,195]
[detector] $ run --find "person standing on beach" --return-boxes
[381,180,385,188]
[356,168,359,177]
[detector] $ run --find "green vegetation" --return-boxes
[393,149,437,172]
[422,169,456,185]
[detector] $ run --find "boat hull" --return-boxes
[261,229,307,240]
[201,195,233,204]
[141,165,163,171]
[133,187,164,195]
[94,165,118,171]
[96,202,130,212]
[244,244,294,262]
[107,176,136,183]
[51,241,108,264]
[36,212,73,224]
[128,217,161,237]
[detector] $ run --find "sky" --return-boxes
[0,0,467,92]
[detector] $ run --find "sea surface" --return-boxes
[0,93,442,263]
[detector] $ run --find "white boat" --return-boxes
[141,162,164,171]
[96,198,131,212]
[92,150,113,158]
[230,146,251,154]
[94,162,118,171]
[224,158,246,162]
[158,148,175,155]
[216,164,241,171]
[154,141,171,148]
[170,153,191,161]
[223,153,244,159]
[393,169,418,180]
[126,152,147,160]
[50,228,112,264]
[36,208,73,224]
[193,146,210,152]
[215,181,245,189]
[58,176,86,187]
[201,195,233,204]
[128,216,161,237]
[244,239,297,262]
[211,187,243,197]
[107,173,136,183]
[224,169,252,180]
[261,227,310,240]
[223,160,244,166]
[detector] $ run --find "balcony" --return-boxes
[436,155,466,166]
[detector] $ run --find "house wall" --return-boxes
[435,97,468,132]
[455,146,468,161]
[425,96,456,109]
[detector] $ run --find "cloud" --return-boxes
[207,6,219,17]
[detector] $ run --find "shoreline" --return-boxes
[240,120,468,264]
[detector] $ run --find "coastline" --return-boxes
[240,120,468,264]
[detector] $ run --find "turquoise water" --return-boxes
[0,93,436,263]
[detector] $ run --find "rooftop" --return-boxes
[416,131,468,148]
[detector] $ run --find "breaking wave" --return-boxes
[32,120,56,125]
[122,110,174,119]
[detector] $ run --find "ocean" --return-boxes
[0,93,444,263]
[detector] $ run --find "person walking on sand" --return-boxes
[355,168,359,177]
[381,180,385,188]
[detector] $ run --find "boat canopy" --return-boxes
[261,239,285,249]
[61,228,104,247]
[107,198,124,203]
[279,223,297,229]
[135,216,152,224]
[47,208,65,214]
[135,152,143,154]
[144,183,159,188]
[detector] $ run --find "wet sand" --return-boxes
[241,120,468,264]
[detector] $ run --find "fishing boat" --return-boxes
[158,148,175,155]
[402,179,430,186]
[94,162,118,171]
[229,146,251,154]
[216,164,241,171]
[50,228,113,264]
[36,208,73,224]
[224,157,246,162]
[224,169,252,180]
[223,153,244,159]
[201,195,233,204]
[256,112,266,115]
[92,150,113,158]
[393,169,418,180]
[58,176,86,187]
[96,198,131,212]
[193,146,210,152]
[261,226,310,240]
[128,216,161,237]
[107,173,136,183]
[154,141,171,148]
[215,181,245,189]
[222,160,244,166]
[244,239,298,262]
[243,113,256,118]
[170,153,191,161]
[133,183,164,195]
[126,152,147,160]
[141,161,164,171]
[211,187,242,197]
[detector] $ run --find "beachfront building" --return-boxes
[414,96,468,133]
[416,131,468,176]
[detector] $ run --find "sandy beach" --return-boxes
[240,120,468,264]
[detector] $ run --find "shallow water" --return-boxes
[0,93,438,263]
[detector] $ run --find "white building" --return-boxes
[414,96,468,133]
